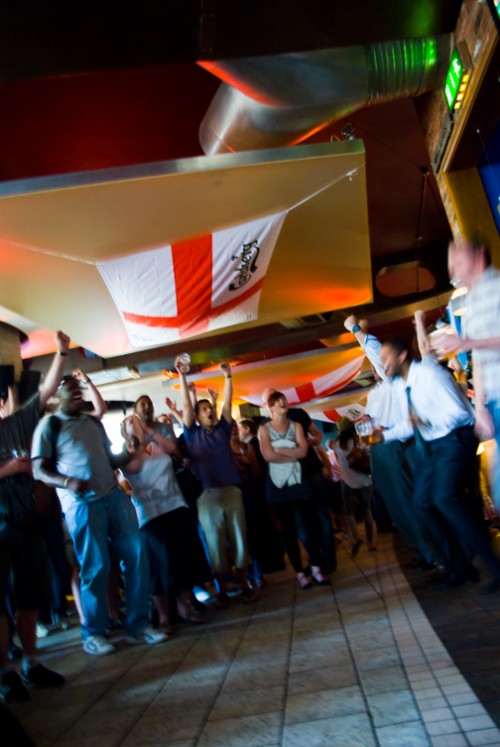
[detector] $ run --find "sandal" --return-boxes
[310,566,330,587]
[215,592,230,609]
[297,572,313,590]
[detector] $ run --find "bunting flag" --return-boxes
[242,355,365,406]
[308,403,367,423]
[97,211,287,347]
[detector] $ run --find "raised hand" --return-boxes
[344,315,358,332]
[56,331,70,354]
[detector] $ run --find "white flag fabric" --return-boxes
[243,355,365,407]
[97,211,287,347]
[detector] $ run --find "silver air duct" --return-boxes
[199,35,452,155]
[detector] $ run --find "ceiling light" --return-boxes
[127,366,140,379]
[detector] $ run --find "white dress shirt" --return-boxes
[393,356,474,441]
[462,266,500,402]
[365,382,413,443]
[361,334,389,382]
[361,333,413,443]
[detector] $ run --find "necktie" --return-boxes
[406,385,426,452]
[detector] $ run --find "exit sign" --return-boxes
[443,46,471,113]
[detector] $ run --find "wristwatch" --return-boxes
[352,324,361,333]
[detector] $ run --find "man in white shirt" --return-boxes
[344,316,435,567]
[432,237,500,510]
[381,324,500,590]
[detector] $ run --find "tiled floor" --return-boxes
[11,534,500,747]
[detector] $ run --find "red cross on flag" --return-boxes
[97,211,287,347]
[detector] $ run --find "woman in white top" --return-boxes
[259,391,328,589]
[121,414,205,632]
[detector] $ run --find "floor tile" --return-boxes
[52,737,125,747]
[375,720,432,746]
[282,712,376,747]
[121,707,207,744]
[208,685,285,721]
[285,685,365,724]
[359,664,408,695]
[197,711,282,747]
[287,663,357,696]
[367,688,420,727]
[11,533,500,747]
[146,683,220,715]
[60,705,145,741]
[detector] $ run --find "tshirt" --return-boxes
[0,394,39,466]
[0,394,40,526]
[31,411,117,512]
[183,415,241,489]
[125,452,186,528]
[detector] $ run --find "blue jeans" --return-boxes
[487,399,500,511]
[64,487,150,638]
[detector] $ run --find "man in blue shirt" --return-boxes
[177,358,256,608]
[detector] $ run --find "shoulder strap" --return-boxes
[46,414,62,448]
[45,415,62,470]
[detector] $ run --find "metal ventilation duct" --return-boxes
[199,35,452,154]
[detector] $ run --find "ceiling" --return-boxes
[0,1,463,415]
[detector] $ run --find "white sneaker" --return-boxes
[36,622,51,638]
[126,626,168,646]
[83,635,116,656]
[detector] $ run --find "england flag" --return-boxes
[97,211,287,347]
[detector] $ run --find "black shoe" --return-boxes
[484,578,500,595]
[0,670,30,704]
[426,567,448,583]
[351,540,362,558]
[432,573,465,590]
[408,558,438,571]
[463,568,480,585]
[22,663,65,688]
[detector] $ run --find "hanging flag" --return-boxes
[242,355,365,406]
[309,403,367,423]
[97,211,287,347]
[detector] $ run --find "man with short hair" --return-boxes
[344,315,435,567]
[178,358,256,608]
[432,237,500,508]
[134,394,177,442]
[0,331,69,704]
[381,321,500,590]
[31,376,167,655]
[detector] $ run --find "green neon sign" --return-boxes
[443,47,464,112]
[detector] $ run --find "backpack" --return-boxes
[45,414,124,471]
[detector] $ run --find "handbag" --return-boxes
[347,447,371,475]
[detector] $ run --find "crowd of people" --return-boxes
[0,236,499,744]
